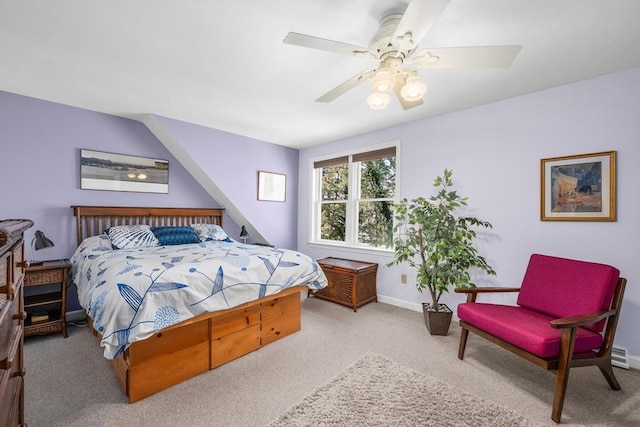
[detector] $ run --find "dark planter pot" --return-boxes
[422,303,453,336]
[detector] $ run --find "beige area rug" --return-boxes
[267,353,544,427]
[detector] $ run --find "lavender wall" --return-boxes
[298,68,640,359]
[0,91,219,309]
[153,115,300,250]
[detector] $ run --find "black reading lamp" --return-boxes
[31,230,55,264]
[239,226,249,244]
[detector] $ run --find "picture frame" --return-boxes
[80,149,169,193]
[257,171,286,202]
[540,151,616,221]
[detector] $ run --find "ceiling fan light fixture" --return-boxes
[370,68,396,93]
[400,74,427,102]
[367,91,390,110]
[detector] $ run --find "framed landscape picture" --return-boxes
[80,149,169,193]
[540,151,616,221]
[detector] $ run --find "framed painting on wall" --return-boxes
[80,149,169,193]
[257,171,286,202]
[540,151,616,221]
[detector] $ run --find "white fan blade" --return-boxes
[316,70,375,103]
[412,45,522,69]
[393,75,424,110]
[392,0,451,48]
[284,32,372,57]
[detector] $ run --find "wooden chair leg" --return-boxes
[552,328,577,423]
[596,358,621,390]
[458,327,469,360]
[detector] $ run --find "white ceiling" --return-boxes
[1,1,639,149]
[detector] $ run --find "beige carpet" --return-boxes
[24,297,639,426]
[267,352,543,427]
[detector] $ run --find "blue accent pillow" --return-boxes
[190,224,232,242]
[151,226,200,246]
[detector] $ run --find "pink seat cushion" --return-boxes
[516,254,619,332]
[457,303,603,359]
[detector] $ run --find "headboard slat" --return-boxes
[72,206,225,246]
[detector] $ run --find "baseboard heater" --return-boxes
[611,346,629,369]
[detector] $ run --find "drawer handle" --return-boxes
[16,260,29,269]
[12,368,26,378]
[0,326,23,370]
[13,311,27,321]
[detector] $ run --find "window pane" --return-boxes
[358,200,393,246]
[321,202,346,241]
[321,163,348,200]
[360,157,395,199]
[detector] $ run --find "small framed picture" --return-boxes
[540,151,616,221]
[257,171,286,202]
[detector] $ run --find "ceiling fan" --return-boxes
[283,0,521,110]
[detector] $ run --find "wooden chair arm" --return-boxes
[455,287,520,303]
[550,309,615,329]
[454,287,521,294]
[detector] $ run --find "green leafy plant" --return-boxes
[388,169,496,312]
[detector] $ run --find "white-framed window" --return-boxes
[310,142,398,250]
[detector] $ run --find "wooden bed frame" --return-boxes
[71,206,306,402]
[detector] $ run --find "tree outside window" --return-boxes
[314,145,397,248]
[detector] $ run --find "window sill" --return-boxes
[307,241,394,257]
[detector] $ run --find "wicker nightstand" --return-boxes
[24,259,71,338]
[312,257,378,312]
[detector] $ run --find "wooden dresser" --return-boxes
[0,219,33,427]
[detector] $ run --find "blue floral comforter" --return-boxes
[70,235,328,359]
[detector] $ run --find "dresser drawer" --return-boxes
[0,219,31,427]
[12,243,25,289]
[0,322,24,425]
[0,242,25,301]
[0,366,23,427]
[0,295,17,363]
[25,267,64,286]
[0,324,22,370]
[0,252,9,295]
[0,292,23,359]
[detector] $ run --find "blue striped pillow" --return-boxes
[151,226,200,246]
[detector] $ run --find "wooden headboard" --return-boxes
[71,206,224,245]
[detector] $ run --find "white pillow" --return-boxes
[190,224,231,242]
[106,225,160,249]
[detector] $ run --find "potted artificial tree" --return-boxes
[388,169,496,335]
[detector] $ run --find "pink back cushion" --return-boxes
[516,254,619,332]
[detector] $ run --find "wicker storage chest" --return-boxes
[312,257,378,311]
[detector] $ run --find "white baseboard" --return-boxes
[377,295,422,312]
[626,354,640,370]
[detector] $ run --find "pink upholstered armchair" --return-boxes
[455,254,627,423]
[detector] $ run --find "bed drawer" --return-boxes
[128,341,210,403]
[261,292,300,320]
[127,318,209,365]
[211,324,261,369]
[262,306,301,346]
[210,304,260,340]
